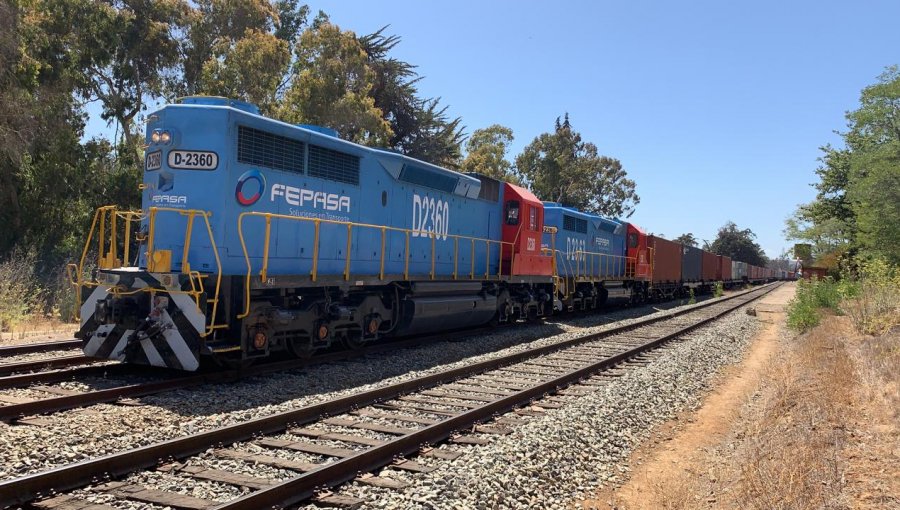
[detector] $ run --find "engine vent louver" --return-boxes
[563,214,588,233]
[308,145,360,185]
[237,125,305,174]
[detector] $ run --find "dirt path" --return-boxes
[581,283,796,509]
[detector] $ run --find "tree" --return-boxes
[359,27,464,167]
[461,125,520,183]
[844,66,900,263]
[709,222,767,266]
[178,0,282,97]
[785,66,900,265]
[783,145,855,265]
[0,0,92,253]
[514,114,639,218]
[61,0,188,153]
[198,28,291,111]
[277,22,392,145]
[674,233,698,247]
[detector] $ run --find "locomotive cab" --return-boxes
[500,184,553,276]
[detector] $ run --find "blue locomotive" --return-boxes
[73,97,555,370]
[541,203,632,310]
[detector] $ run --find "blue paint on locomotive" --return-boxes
[141,98,503,280]
[541,203,627,278]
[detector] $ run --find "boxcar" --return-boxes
[700,250,718,282]
[717,255,732,282]
[681,245,702,284]
[648,236,682,297]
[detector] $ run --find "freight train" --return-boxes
[69,97,791,371]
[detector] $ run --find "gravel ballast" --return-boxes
[0,290,768,508]
[295,306,762,510]
[0,290,760,501]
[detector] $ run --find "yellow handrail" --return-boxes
[72,205,224,336]
[237,212,515,319]
[146,207,225,335]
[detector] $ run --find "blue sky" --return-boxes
[86,0,900,258]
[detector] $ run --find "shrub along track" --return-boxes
[0,283,778,509]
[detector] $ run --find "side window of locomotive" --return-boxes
[529,207,537,231]
[628,233,638,248]
[506,200,520,225]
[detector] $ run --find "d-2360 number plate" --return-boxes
[167,150,218,170]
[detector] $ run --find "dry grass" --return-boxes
[722,315,899,510]
[731,322,852,510]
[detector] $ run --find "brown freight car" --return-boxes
[648,235,682,288]
[701,250,718,282]
[717,255,732,282]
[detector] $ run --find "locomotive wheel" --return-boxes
[288,338,316,359]
[342,334,368,350]
[214,355,255,370]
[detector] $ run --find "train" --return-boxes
[69,97,792,371]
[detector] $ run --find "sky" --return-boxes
[85,0,900,258]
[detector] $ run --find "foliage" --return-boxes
[674,233,698,247]
[0,248,44,332]
[514,114,639,218]
[178,0,284,98]
[360,27,465,167]
[61,0,188,151]
[277,21,392,145]
[461,125,520,184]
[709,221,768,266]
[687,287,696,305]
[713,281,724,298]
[787,277,843,332]
[840,257,900,335]
[786,66,900,266]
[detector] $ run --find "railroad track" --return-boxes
[0,339,81,357]
[0,292,726,421]
[0,354,99,378]
[0,327,490,423]
[0,283,777,509]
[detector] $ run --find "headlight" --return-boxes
[160,131,171,143]
[151,130,161,143]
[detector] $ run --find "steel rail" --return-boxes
[0,326,494,421]
[0,364,135,391]
[0,339,80,356]
[0,283,775,508]
[218,284,777,509]
[0,354,99,377]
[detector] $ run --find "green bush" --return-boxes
[841,257,900,335]
[713,281,724,298]
[787,277,841,332]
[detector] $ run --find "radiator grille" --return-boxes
[563,214,588,233]
[308,145,360,185]
[237,125,305,173]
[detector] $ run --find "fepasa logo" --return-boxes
[271,184,350,212]
[235,169,266,206]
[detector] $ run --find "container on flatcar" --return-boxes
[648,235,682,283]
[541,203,627,278]
[717,255,732,281]
[681,245,702,282]
[701,250,718,281]
[732,260,747,280]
